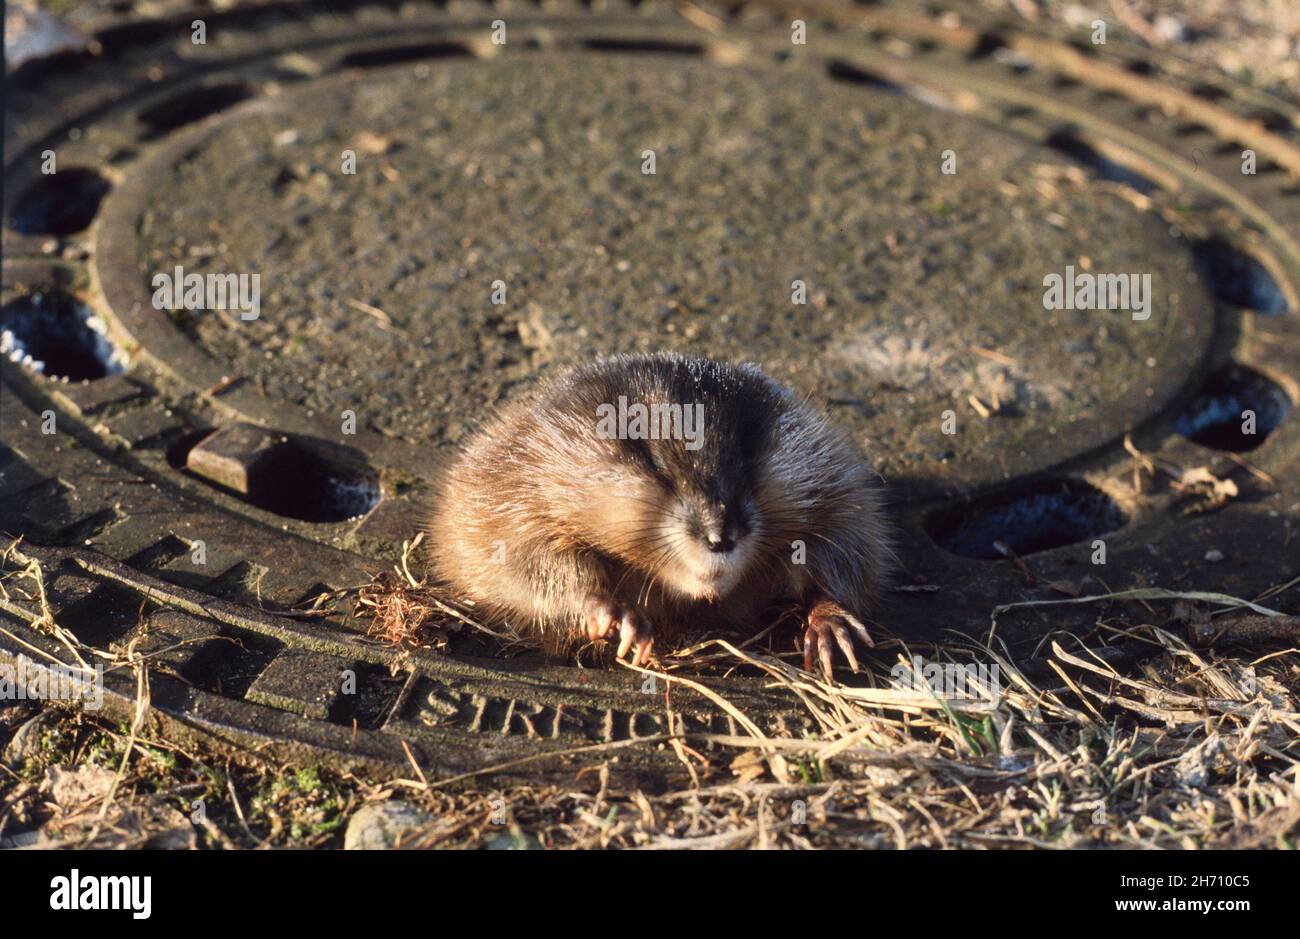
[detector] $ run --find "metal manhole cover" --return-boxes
[3,0,1299,783]
[111,49,1211,483]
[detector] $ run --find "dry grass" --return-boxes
[355,573,450,647]
[572,631,1296,848]
[4,536,1298,848]
[332,605,1300,848]
[350,533,519,650]
[345,572,1300,849]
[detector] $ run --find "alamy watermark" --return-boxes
[151,264,261,321]
[891,655,1001,701]
[50,869,151,919]
[595,397,704,451]
[0,654,103,709]
[1042,264,1151,321]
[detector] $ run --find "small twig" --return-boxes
[226,774,271,848]
[400,740,429,791]
[345,297,394,330]
[993,588,1284,629]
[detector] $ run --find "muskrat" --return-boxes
[426,352,893,677]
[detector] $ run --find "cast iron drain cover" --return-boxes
[3,0,1298,783]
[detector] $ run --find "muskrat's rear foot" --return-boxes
[802,595,875,679]
[583,595,655,666]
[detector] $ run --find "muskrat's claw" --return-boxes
[584,596,621,642]
[616,609,655,667]
[583,596,655,666]
[803,597,875,680]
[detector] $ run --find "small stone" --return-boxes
[484,831,542,850]
[344,801,433,849]
[1204,549,1224,563]
[45,764,115,808]
[1153,15,1187,45]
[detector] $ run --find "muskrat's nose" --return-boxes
[706,532,735,553]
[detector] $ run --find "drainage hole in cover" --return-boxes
[1044,129,1157,195]
[179,423,380,523]
[925,478,1128,560]
[137,82,252,133]
[9,168,111,235]
[0,290,126,381]
[581,38,706,56]
[1174,364,1292,452]
[826,59,908,96]
[1192,238,1290,315]
[181,631,284,699]
[327,664,407,730]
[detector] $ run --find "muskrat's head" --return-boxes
[631,433,762,601]
[575,354,782,602]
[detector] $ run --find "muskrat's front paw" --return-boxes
[802,597,875,679]
[582,596,655,666]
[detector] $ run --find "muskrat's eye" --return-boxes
[724,496,753,535]
[629,439,678,490]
